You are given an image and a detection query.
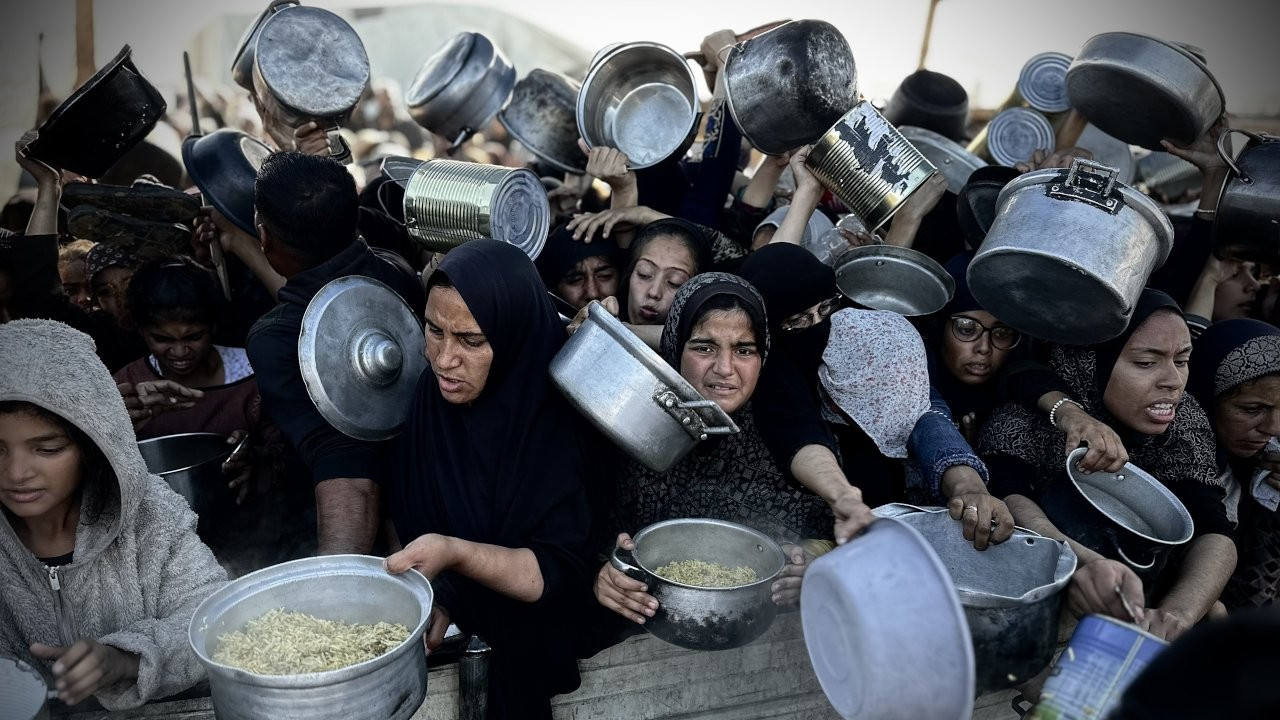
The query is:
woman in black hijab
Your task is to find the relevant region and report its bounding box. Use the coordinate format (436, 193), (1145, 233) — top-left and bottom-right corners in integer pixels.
(385, 240), (596, 719)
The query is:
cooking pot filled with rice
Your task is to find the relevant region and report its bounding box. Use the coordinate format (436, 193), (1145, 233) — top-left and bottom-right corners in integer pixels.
(188, 555), (433, 720)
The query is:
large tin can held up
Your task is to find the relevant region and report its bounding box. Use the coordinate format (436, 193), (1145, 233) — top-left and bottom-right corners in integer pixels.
(805, 100), (938, 231)
(968, 107), (1056, 167)
(1027, 614), (1167, 720)
(402, 159), (550, 260)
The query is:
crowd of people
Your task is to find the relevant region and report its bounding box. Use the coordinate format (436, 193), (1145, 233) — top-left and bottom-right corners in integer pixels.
(1, 15), (1277, 720)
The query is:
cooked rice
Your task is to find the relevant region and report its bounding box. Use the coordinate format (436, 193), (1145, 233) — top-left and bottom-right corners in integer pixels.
(212, 609), (409, 675)
(654, 559), (758, 587)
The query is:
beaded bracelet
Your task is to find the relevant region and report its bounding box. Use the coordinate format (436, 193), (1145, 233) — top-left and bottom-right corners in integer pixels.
(1049, 397), (1083, 429)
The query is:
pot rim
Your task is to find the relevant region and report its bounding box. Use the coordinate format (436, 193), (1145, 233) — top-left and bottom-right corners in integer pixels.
(1064, 447), (1195, 546)
(631, 517), (787, 589)
(137, 431), (233, 476)
(1077, 31), (1225, 111)
(833, 243), (956, 316)
(182, 130), (268, 237)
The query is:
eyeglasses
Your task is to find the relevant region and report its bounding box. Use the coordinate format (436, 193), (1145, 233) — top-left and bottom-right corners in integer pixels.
(781, 296), (842, 332)
(948, 315), (1021, 350)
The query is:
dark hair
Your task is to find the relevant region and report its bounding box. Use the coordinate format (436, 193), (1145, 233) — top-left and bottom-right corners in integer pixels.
(126, 256), (223, 330)
(685, 294), (767, 358)
(621, 220), (711, 310)
(254, 151), (359, 267)
(0, 401), (112, 526)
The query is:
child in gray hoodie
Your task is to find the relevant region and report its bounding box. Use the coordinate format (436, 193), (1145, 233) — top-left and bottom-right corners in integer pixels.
(0, 318), (227, 709)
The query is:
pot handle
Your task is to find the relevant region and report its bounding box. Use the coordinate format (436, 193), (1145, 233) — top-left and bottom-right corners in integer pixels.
(1216, 128), (1270, 184)
(610, 546), (651, 586)
(220, 434), (252, 474)
(325, 127), (353, 165)
(653, 389), (740, 440)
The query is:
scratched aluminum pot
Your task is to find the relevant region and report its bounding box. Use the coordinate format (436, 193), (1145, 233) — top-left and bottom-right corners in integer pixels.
(805, 100), (939, 230)
(0, 654), (49, 720)
(1214, 129), (1280, 265)
(723, 19), (858, 155)
(407, 32), (516, 149)
(229, 0), (299, 92)
(402, 159), (549, 259)
(497, 69), (586, 175)
(610, 518), (786, 650)
(548, 301), (739, 472)
(967, 158), (1173, 344)
(189, 555), (433, 720)
(873, 504), (1077, 694)
(883, 69), (969, 142)
(1076, 123), (1135, 185)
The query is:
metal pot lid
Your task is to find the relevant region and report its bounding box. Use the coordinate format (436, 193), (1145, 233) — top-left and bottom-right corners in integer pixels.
(899, 126), (988, 194)
(299, 276), (425, 441)
(834, 244), (955, 316)
(1017, 52), (1072, 113)
(406, 32), (478, 107)
(985, 107), (1055, 167)
(1076, 123), (1135, 184)
(255, 6), (370, 118)
(1064, 447), (1194, 546)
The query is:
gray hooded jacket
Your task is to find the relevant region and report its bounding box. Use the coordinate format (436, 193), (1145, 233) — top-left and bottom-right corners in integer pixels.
(0, 319), (227, 710)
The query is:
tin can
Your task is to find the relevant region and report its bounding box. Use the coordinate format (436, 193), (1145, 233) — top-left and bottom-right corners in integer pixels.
(968, 107), (1056, 167)
(805, 100), (938, 231)
(403, 159), (550, 259)
(1018, 52), (1074, 114)
(1027, 614), (1167, 719)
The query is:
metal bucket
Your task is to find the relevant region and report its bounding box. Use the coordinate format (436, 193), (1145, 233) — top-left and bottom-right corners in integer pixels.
(137, 432), (236, 520)
(969, 107), (1056, 167)
(805, 100), (939, 230)
(402, 159), (549, 259)
(189, 555), (433, 720)
(0, 655), (49, 720)
(1029, 615), (1167, 720)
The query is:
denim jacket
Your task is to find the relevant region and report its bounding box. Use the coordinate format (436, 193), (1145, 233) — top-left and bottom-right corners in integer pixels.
(906, 386), (990, 504)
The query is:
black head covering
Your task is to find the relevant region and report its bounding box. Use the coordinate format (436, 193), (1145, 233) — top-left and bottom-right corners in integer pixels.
(1092, 289), (1183, 394)
(535, 223), (620, 291)
(658, 271), (769, 370)
(1188, 319), (1280, 412)
(737, 243), (835, 327)
(928, 250), (1007, 420)
(941, 250), (982, 315)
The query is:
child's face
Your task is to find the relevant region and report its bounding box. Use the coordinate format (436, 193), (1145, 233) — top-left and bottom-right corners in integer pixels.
(0, 410), (83, 524)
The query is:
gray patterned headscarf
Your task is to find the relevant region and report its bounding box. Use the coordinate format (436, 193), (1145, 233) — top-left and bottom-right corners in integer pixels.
(658, 272), (770, 369)
(1189, 320), (1280, 404)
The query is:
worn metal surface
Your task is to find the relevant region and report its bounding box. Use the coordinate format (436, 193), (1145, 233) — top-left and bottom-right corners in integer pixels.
(548, 302), (738, 472)
(402, 159), (549, 258)
(1066, 32), (1224, 150)
(724, 20), (858, 155)
(230, 0), (298, 92)
(1, 654), (49, 720)
(577, 43), (698, 169)
(252, 6), (368, 123)
(982, 107), (1055, 167)
(900, 125), (988, 194)
(407, 32), (516, 146)
(136, 433), (235, 520)
(612, 519), (785, 651)
(298, 276), (425, 441)
(833, 243), (954, 316)
(883, 69), (969, 142)
(1076, 123), (1135, 184)
(1214, 130), (1280, 264)
(498, 70), (586, 174)
(188, 556), (433, 720)
(968, 159), (1173, 345)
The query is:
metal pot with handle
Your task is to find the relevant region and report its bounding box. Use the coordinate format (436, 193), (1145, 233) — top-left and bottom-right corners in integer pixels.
(251, 5), (369, 163)
(230, 0), (299, 92)
(1214, 129), (1280, 265)
(137, 432), (245, 521)
(610, 518), (785, 650)
(407, 32), (516, 152)
(968, 157), (1173, 345)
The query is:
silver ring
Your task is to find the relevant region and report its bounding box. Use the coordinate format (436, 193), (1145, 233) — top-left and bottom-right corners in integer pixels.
(964, 504), (979, 514)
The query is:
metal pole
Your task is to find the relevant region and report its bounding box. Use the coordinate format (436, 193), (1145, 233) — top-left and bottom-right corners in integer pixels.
(918, 0), (942, 70)
(75, 0), (95, 86)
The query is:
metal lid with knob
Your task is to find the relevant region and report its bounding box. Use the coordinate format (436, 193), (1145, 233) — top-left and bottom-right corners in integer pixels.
(299, 276), (426, 441)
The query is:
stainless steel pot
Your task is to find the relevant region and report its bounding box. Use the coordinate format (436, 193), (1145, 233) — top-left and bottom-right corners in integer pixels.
(497, 70), (586, 175)
(834, 243), (954, 316)
(1066, 32), (1224, 150)
(251, 6), (369, 163)
(1214, 129), (1280, 265)
(407, 32), (516, 150)
(577, 42), (699, 169)
(1, 654), (49, 720)
(883, 69), (968, 143)
(548, 301), (738, 472)
(723, 19), (858, 155)
(137, 433), (242, 520)
(189, 555), (433, 720)
(968, 158), (1174, 344)
(610, 518), (785, 650)
(873, 505), (1076, 694)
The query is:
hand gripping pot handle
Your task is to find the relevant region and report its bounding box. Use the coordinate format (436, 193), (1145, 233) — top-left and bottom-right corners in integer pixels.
(652, 389), (738, 441)
(325, 127), (353, 164)
(1216, 128), (1274, 184)
(610, 545), (652, 586)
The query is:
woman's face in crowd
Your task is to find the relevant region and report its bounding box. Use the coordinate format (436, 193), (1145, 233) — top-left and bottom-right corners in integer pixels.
(93, 266), (134, 325)
(1213, 261), (1261, 323)
(558, 255), (619, 310)
(627, 236), (696, 325)
(679, 308), (762, 415)
(1215, 374), (1280, 459)
(425, 286), (493, 405)
(941, 310), (1015, 385)
(1103, 311), (1192, 436)
(59, 259), (92, 311)
(0, 410), (82, 524)
(142, 320), (215, 381)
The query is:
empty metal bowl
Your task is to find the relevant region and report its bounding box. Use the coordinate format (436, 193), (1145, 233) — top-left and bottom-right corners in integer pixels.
(834, 244), (955, 316)
(577, 42), (699, 169)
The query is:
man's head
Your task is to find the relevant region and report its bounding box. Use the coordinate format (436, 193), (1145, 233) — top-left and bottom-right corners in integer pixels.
(254, 152), (359, 277)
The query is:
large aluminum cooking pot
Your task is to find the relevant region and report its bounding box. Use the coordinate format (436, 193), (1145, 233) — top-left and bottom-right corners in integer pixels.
(874, 504), (1077, 694)
(189, 555), (433, 720)
(1040, 448), (1193, 584)
(723, 19), (858, 155)
(577, 42), (699, 169)
(137, 432), (243, 520)
(610, 518), (785, 650)
(883, 69), (968, 143)
(548, 301), (738, 472)
(497, 70), (585, 175)
(968, 158), (1174, 345)
(407, 32), (516, 150)
(230, 0), (299, 92)
(1214, 129), (1280, 265)
(1066, 32), (1224, 150)
(1, 654), (49, 720)
(252, 5), (369, 163)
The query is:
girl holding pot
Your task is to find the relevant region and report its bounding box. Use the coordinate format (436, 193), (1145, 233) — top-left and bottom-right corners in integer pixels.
(1187, 319), (1280, 609)
(979, 289), (1237, 641)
